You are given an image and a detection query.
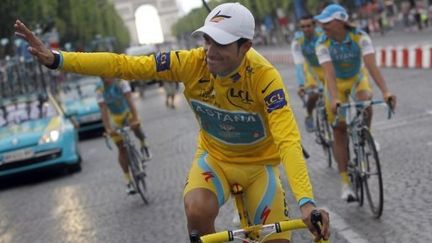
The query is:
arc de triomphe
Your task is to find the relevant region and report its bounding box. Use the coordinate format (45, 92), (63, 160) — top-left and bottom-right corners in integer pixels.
(112, 0), (180, 45)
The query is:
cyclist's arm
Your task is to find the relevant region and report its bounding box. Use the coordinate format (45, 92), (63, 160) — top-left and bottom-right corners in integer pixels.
(258, 69), (314, 205)
(320, 61), (337, 101)
(316, 44), (338, 107)
(123, 90), (139, 123)
(98, 102), (112, 134)
(291, 40), (306, 87)
(52, 49), (203, 85)
(96, 86), (112, 133)
(363, 54), (390, 95)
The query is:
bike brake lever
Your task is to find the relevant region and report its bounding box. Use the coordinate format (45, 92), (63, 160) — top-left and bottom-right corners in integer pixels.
(310, 210), (323, 236)
(189, 230), (202, 243)
(386, 97), (394, 119)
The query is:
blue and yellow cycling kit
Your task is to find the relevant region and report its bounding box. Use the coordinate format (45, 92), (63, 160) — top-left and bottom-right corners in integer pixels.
(56, 48), (314, 238)
(316, 28), (375, 121)
(291, 29), (324, 88)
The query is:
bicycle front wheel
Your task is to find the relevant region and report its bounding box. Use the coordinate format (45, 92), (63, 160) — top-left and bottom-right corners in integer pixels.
(129, 147), (149, 204)
(361, 128), (383, 218)
(315, 107), (333, 167)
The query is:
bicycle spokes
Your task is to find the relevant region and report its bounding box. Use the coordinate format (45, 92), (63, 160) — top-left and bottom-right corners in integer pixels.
(361, 129), (383, 218)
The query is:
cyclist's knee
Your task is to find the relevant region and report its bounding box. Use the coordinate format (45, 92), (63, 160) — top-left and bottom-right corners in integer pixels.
(184, 188), (219, 220)
(356, 90), (372, 101)
(116, 142), (127, 153)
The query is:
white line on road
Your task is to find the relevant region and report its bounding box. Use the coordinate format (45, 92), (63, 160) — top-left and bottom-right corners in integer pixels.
(374, 111), (432, 130)
(322, 206), (370, 243)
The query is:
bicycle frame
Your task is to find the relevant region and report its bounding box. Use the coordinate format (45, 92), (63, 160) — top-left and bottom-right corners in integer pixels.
(337, 100), (386, 167)
(301, 87), (334, 166)
(104, 126), (149, 204)
(334, 99), (392, 217)
(191, 184), (328, 243)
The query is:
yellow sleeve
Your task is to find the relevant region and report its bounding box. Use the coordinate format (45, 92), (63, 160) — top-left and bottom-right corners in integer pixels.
(257, 68), (314, 203)
(60, 48), (206, 84)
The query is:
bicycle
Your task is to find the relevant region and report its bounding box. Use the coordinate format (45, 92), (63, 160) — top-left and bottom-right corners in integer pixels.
(334, 99), (393, 218)
(299, 87), (333, 167)
(189, 184), (328, 243)
(105, 126), (149, 204)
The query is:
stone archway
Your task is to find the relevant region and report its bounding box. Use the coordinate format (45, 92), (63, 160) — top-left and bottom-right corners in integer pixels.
(111, 0), (179, 45)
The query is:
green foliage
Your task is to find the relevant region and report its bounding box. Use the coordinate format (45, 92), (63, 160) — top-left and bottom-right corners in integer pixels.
(172, 0), (298, 38)
(0, 0), (130, 53)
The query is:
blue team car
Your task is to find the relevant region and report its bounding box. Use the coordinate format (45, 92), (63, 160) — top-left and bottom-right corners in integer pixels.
(0, 93), (81, 177)
(58, 75), (104, 134)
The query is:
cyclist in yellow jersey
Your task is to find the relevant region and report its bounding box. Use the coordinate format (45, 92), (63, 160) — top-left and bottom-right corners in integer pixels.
(15, 3), (329, 242)
(314, 4), (397, 201)
(291, 15), (325, 133)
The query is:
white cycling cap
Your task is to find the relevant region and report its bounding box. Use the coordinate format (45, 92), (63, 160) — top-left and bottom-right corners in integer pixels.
(192, 2), (255, 45)
(314, 4), (349, 23)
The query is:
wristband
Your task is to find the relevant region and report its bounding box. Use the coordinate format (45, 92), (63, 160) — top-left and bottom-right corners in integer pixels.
(45, 50), (61, 69)
(298, 197), (316, 207)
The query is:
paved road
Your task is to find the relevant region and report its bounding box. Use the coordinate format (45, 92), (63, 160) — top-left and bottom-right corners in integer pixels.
(0, 65), (431, 243)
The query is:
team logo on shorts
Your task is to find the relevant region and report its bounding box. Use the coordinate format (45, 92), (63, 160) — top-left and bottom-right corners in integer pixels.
(201, 171), (214, 182)
(260, 205), (271, 224)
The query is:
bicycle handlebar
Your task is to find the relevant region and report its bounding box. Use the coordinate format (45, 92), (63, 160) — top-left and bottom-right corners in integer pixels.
(103, 126), (133, 150)
(194, 210), (327, 243)
(297, 87), (323, 108)
(386, 96), (395, 119)
(332, 99), (392, 127)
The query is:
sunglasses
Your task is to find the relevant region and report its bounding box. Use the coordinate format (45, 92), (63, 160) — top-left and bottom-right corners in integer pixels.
(300, 24), (313, 29)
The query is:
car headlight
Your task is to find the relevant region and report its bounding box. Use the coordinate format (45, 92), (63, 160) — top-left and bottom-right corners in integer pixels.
(39, 130), (61, 144)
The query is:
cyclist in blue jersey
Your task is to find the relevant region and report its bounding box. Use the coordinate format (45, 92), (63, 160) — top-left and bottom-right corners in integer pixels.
(291, 15), (324, 133)
(314, 4), (397, 201)
(97, 77), (151, 194)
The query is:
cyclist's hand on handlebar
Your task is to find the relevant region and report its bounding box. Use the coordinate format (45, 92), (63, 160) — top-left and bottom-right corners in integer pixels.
(14, 20), (54, 66)
(129, 119), (141, 128)
(383, 92), (396, 111)
(331, 99), (341, 114)
(301, 204), (330, 241)
(297, 86), (306, 98)
(104, 128), (117, 137)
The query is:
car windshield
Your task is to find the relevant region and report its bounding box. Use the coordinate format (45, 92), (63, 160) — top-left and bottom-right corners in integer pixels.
(0, 96), (58, 128)
(60, 78), (99, 101)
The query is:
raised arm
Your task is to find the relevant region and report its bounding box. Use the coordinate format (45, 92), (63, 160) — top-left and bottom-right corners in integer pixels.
(14, 20), (54, 66)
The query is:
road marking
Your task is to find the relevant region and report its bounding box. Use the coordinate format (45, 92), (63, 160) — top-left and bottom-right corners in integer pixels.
(322, 206), (370, 243)
(374, 111), (432, 130)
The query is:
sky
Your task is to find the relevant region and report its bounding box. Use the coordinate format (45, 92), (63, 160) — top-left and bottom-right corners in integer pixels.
(177, 0), (203, 15)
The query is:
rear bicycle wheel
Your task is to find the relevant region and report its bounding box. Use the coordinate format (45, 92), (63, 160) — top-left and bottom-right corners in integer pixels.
(128, 147), (149, 204)
(360, 128), (383, 218)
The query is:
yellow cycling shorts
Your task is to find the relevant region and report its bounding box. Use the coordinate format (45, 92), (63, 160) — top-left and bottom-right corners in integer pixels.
(304, 63), (325, 89)
(325, 68), (372, 122)
(184, 148), (291, 241)
(110, 111), (133, 143)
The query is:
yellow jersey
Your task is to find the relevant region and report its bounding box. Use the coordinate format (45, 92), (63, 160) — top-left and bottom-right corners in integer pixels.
(59, 47), (314, 202)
